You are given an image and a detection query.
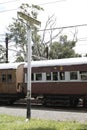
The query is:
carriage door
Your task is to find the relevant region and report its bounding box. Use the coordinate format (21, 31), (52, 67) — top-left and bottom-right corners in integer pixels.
(1, 70), (8, 93)
(1, 70), (13, 93)
(7, 70), (16, 93)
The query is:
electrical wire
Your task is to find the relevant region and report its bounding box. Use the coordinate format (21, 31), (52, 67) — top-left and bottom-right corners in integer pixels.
(0, 0), (66, 13)
(1, 36), (87, 43)
(0, 0), (20, 13)
(39, 24), (87, 31)
(39, 0), (66, 5)
(0, 0), (20, 5)
(0, 1), (87, 42)
(1, 24), (87, 41)
(0, 8), (18, 13)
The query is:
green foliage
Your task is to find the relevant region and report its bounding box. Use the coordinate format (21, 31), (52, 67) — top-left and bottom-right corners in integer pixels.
(7, 3), (43, 62)
(0, 114), (87, 130)
(0, 45), (6, 63)
(8, 18), (27, 62)
(7, 3), (80, 61)
(49, 35), (80, 59)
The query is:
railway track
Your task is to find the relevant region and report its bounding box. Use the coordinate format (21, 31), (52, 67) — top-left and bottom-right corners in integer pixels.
(11, 98), (87, 113)
(0, 97), (86, 113)
(0, 103), (87, 123)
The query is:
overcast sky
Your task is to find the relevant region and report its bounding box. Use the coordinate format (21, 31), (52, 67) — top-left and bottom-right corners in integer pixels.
(0, 0), (87, 57)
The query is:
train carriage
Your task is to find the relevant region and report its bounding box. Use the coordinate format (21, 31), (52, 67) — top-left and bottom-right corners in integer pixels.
(1, 57), (87, 107)
(0, 62), (25, 104)
(24, 57), (87, 107)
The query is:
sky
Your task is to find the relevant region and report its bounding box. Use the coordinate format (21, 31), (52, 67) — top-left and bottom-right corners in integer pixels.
(0, 0), (87, 61)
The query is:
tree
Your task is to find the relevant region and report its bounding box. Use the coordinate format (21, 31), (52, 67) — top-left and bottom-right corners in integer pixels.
(49, 35), (80, 59)
(7, 3), (80, 61)
(7, 3), (43, 62)
(39, 15), (63, 59)
(8, 17), (27, 62)
(0, 45), (6, 62)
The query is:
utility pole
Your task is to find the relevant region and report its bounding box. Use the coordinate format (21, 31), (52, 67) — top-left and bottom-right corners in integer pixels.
(5, 34), (8, 63)
(45, 46), (49, 59)
(17, 12), (41, 121)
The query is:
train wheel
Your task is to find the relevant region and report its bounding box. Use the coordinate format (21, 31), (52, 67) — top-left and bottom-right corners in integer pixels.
(83, 99), (87, 107)
(70, 97), (79, 107)
(8, 99), (15, 105)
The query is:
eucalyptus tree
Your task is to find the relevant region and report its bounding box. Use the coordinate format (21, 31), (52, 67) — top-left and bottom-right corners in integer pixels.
(7, 3), (80, 61)
(49, 35), (80, 59)
(0, 45), (6, 62)
(7, 3), (43, 62)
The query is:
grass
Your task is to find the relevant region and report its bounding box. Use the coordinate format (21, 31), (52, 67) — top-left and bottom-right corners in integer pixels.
(0, 114), (87, 130)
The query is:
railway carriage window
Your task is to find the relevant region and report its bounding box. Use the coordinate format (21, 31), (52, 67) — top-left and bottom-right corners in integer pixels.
(46, 72), (51, 80)
(80, 71), (87, 80)
(31, 73), (34, 81)
(7, 74), (12, 82)
(60, 72), (65, 80)
(70, 71), (78, 80)
(36, 73), (42, 81)
(25, 73), (27, 83)
(53, 72), (58, 80)
(2, 74), (6, 82)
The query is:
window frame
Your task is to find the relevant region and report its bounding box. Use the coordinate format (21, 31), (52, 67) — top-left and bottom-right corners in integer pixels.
(46, 72), (51, 81)
(7, 74), (12, 82)
(80, 71), (87, 80)
(70, 71), (78, 80)
(59, 72), (65, 80)
(2, 74), (6, 82)
(35, 73), (42, 81)
(52, 72), (58, 81)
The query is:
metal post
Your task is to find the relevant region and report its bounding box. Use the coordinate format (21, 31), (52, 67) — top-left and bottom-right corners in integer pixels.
(5, 34), (8, 63)
(17, 12), (41, 121)
(26, 25), (31, 120)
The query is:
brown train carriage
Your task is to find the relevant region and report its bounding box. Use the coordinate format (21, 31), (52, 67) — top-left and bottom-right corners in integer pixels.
(24, 57), (87, 107)
(0, 62), (25, 104)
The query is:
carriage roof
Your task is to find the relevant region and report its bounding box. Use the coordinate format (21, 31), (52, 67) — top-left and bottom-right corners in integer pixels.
(0, 62), (25, 69)
(0, 57), (87, 69)
(24, 57), (87, 68)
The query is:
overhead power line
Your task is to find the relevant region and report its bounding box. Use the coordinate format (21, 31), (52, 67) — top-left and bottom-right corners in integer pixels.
(0, 0), (20, 5)
(39, 0), (66, 5)
(0, 8), (17, 13)
(39, 24), (87, 31)
(0, 0), (65, 5)
(1, 24), (87, 35)
(0, 0), (20, 13)
(0, 0), (66, 14)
